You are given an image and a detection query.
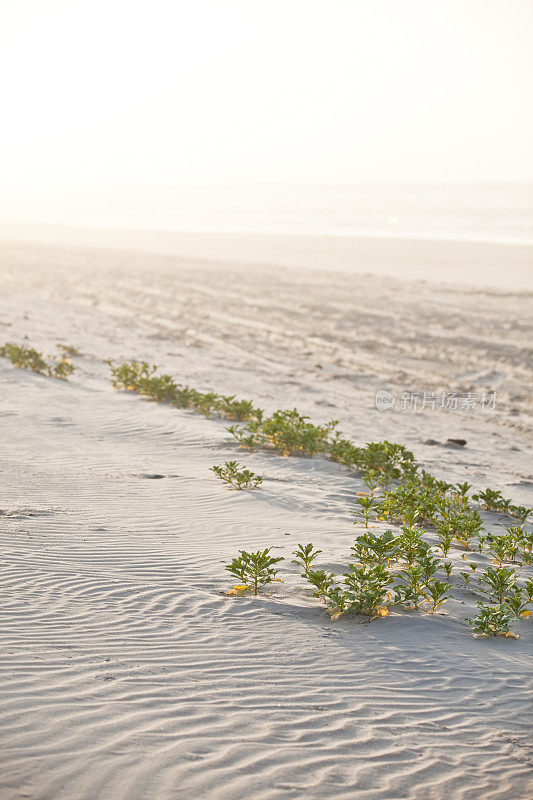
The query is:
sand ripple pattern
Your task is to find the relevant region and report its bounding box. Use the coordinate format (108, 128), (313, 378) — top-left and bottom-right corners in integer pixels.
(1, 242), (532, 799)
(1, 366), (532, 800)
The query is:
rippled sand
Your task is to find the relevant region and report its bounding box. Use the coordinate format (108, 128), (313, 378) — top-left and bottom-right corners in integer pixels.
(0, 237), (532, 800)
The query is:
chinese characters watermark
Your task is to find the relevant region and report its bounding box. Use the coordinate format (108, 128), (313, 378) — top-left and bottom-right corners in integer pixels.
(375, 390), (496, 412)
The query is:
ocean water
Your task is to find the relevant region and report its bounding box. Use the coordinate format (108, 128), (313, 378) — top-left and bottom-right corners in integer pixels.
(129, 182), (533, 244)
(4, 182), (533, 244)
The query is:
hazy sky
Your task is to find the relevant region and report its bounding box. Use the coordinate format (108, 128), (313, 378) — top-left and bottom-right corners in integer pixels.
(0, 0), (532, 196)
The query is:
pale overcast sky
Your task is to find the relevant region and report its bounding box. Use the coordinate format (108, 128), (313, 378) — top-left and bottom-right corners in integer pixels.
(0, 0), (532, 192)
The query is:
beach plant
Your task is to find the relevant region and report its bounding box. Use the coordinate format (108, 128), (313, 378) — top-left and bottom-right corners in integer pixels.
(395, 565), (430, 610)
(227, 421), (263, 450)
(351, 496), (378, 528)
(420, 554), (440, 584)
(108, 359), (156, 390)
(1, 342), (48, 374)
(396, 524), (430, 566)
(377, 482), (435, 526)
(195, 391), (221, 418)
(478, 566), (517, 604)
(142, 373), (181, 403)
(218, 395), (263, 423)
(0, 342), (74, 380)
(455, 481), (472, 502)
(326, 563), (394, 619)
(459, 570), (473, 590)
(510, 505), (532, 524)
(306, 569), (335, 598)
(108, 361), (264, 421)
(57, 343), (81, 357)
(433, 500), (483, 550)
(487, 531), (519, 566)
(350, 530), (398, 567)
(452, 511), (484, 550)
(473, 488), (505, 510)
(469, 489), (531, 523)
(467, 603), (517, 637)
(424, 579), (452, 612)
(323, 586), (347, 613)
(505, 588), (531, 619)
(107, 352), (531, 643)
(224, 548), (283, 595)
(51, 356), (75, 380)
(504, 525), (532, 564)
(292, 543), (322, 575)
(328, 436), (359, 468)
(363, 469), (380, 494)
(210, 461), (262, 490)
(435, 523), (454, 557)
(353, 441), (417, 484)
(174, 385), (202, 408)
(260, 409), (338, 457)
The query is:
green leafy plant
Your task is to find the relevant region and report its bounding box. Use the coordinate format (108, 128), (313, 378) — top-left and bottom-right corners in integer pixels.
(306, 569), (335, 598)
(107, 352), (530, 644)
(218, 395), (263, 423)
(479, 566), (517, 604)
(195, 391), (222, 418)
(467, 603), (517, 638)
(487, 531), (519, 566)
(227, 422), (263, 450)
(57, 343), (81, 357)
(108, 359), (156, 390)
(504, 524), (528, 547)
(363, 469), (380, 494)
(504, 589), (531, 619)
(509, 505), (532, 524)
(523, 578), (533, 603)
(350, 530), (398, 567)
(459, 570), (473, 590)
(292, 543), (322, 575)
(261, 409), (337, 457)
(455, 481), (472, 501)
(224, 548), (283, 595)
(108, 361), (264, 421)
(423, 579), (452, 612)
(354, 441), (417, 483)
(1, 342), (74, 380)
(326, 563), (394, 619)
(472, 488), (506, 511)
(210, 461), (262, 490)
(395, 564), (430, 610)
(396, 524), (430, 566)
(435, 522), (454, 557)
(452, 511), (484, 550)
(351, 496), (378, 528)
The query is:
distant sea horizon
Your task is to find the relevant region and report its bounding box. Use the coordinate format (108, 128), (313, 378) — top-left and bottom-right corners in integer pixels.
(2, 182), (533, 245)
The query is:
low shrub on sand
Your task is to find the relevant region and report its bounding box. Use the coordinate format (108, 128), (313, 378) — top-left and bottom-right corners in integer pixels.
(225, 549), (283, 595)
(210, 461), (262, 490)
(107, 357), (532, 639)
(0, 342), (74, 380)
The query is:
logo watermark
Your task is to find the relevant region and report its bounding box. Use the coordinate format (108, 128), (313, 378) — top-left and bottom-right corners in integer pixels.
(375, 390), (497, 412)
(375, 389), (396, 412)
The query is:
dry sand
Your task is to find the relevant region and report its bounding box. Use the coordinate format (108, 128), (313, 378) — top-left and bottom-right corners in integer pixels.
(0, 234), (532, 800)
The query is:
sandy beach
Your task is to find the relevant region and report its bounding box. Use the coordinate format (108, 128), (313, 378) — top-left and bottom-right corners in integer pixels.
(1, 233), (532, 800)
